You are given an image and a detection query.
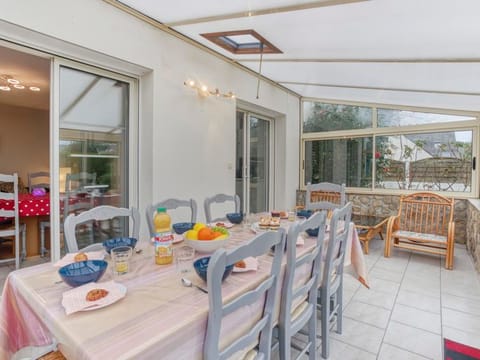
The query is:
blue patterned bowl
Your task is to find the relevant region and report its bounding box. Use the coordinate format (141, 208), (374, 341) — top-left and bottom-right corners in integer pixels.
(193, 256), (234, 283)
(297, 209), (313, 219)
(103, 237), (137, 254)
(59, 260), (108, 287)
(172, 222), (195, 234)
(305, 227), (319, 237)
(226, 213), (243, 224)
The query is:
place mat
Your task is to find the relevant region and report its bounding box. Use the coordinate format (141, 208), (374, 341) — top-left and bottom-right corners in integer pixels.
(62, 280), (127, 315)
(444, 338), (480, 359)
(54, 250), (105, 267)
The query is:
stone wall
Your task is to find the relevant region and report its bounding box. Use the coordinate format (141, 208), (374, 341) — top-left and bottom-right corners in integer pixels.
(466, 201), (480, 272)
(296, 190), (467, 244)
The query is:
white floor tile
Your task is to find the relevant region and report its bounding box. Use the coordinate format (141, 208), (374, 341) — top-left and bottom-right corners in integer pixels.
(443, 326), (480, 351)
(354, 287), (397, 310)
(364, 277), (400, 295)
(396, 289), (440, 314)
(343, 300), (391, 329)
(442, 307), (480, 334)
(390, 303), (441, 334)
(326, 338), (376, 360)
(378, 343), (431, 360)
(442, 292), (480, 316)
(329, 317), (384, 354)
(368, 266), (404, 283)
(383, 321), (442, 360)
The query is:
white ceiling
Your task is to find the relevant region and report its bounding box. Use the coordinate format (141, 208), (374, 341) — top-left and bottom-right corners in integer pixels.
(117, 0), (480, 104)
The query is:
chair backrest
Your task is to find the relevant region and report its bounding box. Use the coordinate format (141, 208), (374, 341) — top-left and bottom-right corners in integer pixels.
(205, 229), (286, 360)
(397, 192), (454, 236)
(280, 211), (327, 333)
(28, 171), (50, 191)
(321, 202), (352, 294)
(305, 182), (346, 211)
(0, 173), (20, 269)
(145, 198), (198, 237)
(204, 193), (241, 223)
(63, 205), (140, 252)
(65, 172), (97, 194)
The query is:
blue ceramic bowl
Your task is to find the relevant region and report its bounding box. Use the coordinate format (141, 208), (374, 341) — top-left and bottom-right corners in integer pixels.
(305, 227), (319, 237)
(193, 256), (234, 283)
(226, 212), (243, 224)
(297, 209), (313, 219)
(59, 260), (108, 287)
(103, 237), (138, 254)
(172, 222), (195, 235)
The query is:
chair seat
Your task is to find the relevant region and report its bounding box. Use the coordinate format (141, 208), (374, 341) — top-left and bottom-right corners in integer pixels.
(394, 230), (447, 243)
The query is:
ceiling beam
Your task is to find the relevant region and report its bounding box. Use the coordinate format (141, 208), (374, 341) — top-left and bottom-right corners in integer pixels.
(239, 58), (480, 63)
(166, 0), (369, 27)
(280, 81), (480, 96)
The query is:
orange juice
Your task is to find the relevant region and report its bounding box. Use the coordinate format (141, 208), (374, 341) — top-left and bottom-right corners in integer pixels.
(154, 207), (173, 265)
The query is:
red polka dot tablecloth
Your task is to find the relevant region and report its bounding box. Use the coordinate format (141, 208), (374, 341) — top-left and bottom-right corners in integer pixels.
(0, 194), (50, 217)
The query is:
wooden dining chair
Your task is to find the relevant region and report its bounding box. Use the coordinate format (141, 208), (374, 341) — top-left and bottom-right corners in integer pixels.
(204, 229), (286, 360)
(204, 193), (240, 223)
(305, 182), (346, 213)
(0, 173), (24, 269)
(63, 205), (140, 252)
(278, 211), (327, 360)
(28, 171), (50, 191)
(317, 202), (352, 359)
(145, 198), (197, 237)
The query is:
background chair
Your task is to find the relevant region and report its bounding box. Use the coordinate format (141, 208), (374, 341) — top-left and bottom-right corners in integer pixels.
(39, 172), (97, 256)
(0, 173), (24, 269)
(317, 202), (352, 359)
(305, 182), (346, 213)
(204, 229), (285, 360)
(145, 198), (197, 238)
(204, 193), (240, 223)
(28, 171), (50, 192)
(63, 205), (140, 252)
(278, 211), (327, 360)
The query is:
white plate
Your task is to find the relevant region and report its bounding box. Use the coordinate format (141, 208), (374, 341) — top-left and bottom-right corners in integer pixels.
(81, 284), (127, 312)
(173, 234), (184, 244)
(210, 222), (234, 229)
(251, 222), (281, 233)
(233, 257), (258, 272)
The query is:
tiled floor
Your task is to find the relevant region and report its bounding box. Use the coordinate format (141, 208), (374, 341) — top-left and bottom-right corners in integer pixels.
(2, 239), (480, 359)
(279, 238), (480, 359)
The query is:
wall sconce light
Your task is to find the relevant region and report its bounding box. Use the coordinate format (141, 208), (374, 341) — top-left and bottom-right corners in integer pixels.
(184, 79), (235, 99)
(0, 74), (41, 92)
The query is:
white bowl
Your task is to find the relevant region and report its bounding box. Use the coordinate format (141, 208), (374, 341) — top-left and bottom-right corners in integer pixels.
(184, 236), (229, 253)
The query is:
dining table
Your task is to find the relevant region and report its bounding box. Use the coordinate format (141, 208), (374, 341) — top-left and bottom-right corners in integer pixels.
(0, 215), (368, 359)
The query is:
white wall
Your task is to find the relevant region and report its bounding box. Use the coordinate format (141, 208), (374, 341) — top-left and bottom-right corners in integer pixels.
(0, 0), (300, 236)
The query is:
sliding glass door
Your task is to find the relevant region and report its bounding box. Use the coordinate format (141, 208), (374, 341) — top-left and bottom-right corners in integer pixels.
(235, 110), (273, 214)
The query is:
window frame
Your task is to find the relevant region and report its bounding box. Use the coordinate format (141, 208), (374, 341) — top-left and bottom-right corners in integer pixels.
(300, 98), (480, 198)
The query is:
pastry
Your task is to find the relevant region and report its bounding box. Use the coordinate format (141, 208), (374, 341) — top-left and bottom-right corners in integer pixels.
(74, 252), (88, 262)
(259, 217), (270, 228)
(269, 217), (281, 228)
(85, 288), (109, 302)
(235, 260), (246, 268)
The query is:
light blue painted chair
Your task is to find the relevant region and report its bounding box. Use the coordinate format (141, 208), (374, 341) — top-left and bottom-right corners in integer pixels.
(204, 193), (240, 223)
(145, 198), (198, 238)
(278, 211), (327, 360)
(317, 202), (352, 359)
(204, 229), (286, 360)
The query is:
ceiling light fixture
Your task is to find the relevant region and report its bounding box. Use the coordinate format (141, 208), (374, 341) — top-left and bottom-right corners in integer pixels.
(184, 79), (235, 99)
(0, 74), (41, 92)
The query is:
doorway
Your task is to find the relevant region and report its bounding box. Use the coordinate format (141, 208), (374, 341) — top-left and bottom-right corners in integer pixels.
(235, 110), (273, 214)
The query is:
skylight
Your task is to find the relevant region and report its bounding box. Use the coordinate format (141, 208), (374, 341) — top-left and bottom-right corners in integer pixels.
(201, 30), (282, 55)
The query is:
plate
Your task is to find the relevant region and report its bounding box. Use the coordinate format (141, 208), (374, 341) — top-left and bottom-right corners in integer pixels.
(173, 233), (184, 244)
(251, 222), (280, 233)
(210, 221), (234, 229)
(233, 257), (258, 272)
(62, 281), (127, 315)
(81, 284), (127, 312)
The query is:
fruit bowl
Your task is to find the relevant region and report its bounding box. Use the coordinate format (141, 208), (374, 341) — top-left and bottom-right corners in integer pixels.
(172, 222), (195, 234)
(184, 236), (230, 253)
(226, 212), (243, 224)
(58, 260), (108, 287)
(193, 256), (233, 283)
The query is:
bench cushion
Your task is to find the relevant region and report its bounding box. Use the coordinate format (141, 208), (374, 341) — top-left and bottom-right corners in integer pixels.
(394, 230), (447, 243)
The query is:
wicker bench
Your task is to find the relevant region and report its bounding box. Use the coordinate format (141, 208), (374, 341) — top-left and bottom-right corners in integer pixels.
(384, 192), (455, 269)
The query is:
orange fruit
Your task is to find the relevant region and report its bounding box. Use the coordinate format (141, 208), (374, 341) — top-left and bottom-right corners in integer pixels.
(197, 227), (214, 240)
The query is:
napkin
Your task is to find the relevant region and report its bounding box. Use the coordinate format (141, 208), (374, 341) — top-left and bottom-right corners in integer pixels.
(54, 250), (105, 267)
(233, 257), (258, 272)
(62, 280), (126, 315)
(296, 234), (305, 246)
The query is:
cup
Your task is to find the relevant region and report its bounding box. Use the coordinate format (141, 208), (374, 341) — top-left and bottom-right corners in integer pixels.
(288, 210), (296, 222)
(175, 245), (195, 274)
(111, 246), (133, 275)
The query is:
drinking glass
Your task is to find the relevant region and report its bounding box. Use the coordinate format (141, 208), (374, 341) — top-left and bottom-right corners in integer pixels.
(111, 246), (133, 275)
(175, 246), (195, 274)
